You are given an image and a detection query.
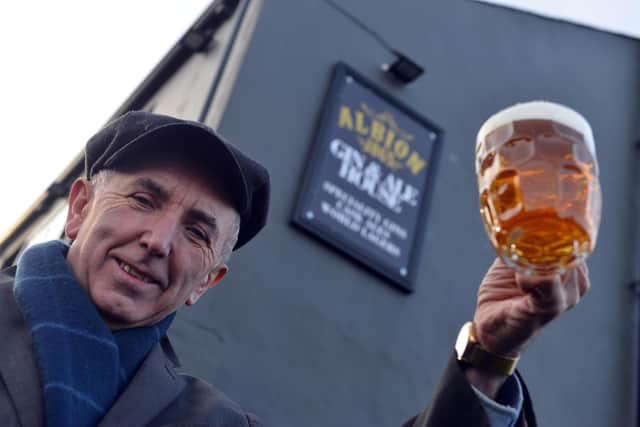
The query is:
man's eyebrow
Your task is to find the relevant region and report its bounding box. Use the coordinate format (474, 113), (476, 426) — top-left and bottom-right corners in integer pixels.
(133, 176), (219, 241)
(134, 178), (170, 203)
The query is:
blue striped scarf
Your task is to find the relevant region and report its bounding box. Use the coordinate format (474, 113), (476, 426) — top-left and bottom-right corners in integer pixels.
(14, 240), (174, 427)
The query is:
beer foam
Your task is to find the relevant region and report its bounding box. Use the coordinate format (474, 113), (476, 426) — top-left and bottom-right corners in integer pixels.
(476, 101), (596, 159)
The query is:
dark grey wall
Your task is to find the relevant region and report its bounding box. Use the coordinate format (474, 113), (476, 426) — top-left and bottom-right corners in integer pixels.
(170, 1), (640, 426)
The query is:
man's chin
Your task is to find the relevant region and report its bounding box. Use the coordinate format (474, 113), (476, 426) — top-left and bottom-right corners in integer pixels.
(96, 304), (143, 330)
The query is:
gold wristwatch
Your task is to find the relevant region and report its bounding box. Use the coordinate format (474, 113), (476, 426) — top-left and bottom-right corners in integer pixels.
(455, 322), (519, 376)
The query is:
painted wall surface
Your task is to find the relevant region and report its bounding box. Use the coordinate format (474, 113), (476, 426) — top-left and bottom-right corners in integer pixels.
(170, 1), (640, 426)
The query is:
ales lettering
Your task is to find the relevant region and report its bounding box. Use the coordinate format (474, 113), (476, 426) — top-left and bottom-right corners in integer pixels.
(330, 139), (419, 213)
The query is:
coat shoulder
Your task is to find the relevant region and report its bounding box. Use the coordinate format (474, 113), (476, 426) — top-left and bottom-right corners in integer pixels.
(0, 266), (16, 286)
(148, 373), (260, 427)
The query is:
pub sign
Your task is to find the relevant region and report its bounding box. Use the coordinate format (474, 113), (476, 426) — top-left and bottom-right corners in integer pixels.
(293, 63), (443, 292)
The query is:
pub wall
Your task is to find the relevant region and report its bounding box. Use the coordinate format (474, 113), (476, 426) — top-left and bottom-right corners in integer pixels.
(170, 1), (640, 426)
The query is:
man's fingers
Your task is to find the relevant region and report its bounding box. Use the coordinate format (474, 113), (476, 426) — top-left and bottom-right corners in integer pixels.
(563, 262), (590, 309)
(516, 272), (561, 296)
(474, 259), (591, 358)
(561, 269), (582, 309)
(574, 262), (591, 298)
(482, 258), (513, 283)
(515, 262), (590, 319)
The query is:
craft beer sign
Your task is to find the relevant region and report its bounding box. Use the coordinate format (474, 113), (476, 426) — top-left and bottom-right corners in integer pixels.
(293, 63), (442, 291)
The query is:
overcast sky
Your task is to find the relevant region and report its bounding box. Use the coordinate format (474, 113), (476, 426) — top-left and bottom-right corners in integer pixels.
(0, 1), (211, 240)
(474, 0), (640, 39)
(0, 1), (638, 242)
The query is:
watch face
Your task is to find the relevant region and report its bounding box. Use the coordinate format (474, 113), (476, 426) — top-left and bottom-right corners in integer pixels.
(455, 322), (473, 358)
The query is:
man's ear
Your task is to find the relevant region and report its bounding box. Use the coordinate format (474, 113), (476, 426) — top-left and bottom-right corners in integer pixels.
(186, 264), (229, 306)
(65, 178), (92, 240)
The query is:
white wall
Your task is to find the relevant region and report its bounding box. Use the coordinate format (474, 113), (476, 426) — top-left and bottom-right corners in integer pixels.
(0, 1), (211, 238)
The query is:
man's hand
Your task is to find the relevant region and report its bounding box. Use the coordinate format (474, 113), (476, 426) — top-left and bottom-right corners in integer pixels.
(465, 257), (590, 397)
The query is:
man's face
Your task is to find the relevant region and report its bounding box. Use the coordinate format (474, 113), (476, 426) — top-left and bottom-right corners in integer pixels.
(65, 161), (238, 330)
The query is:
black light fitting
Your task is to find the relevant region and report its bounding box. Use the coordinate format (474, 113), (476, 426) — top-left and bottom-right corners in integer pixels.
(323, 0), (425, 86)
(382, 52), (425, 85)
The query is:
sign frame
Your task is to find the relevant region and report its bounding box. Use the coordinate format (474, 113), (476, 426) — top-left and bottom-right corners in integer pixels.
(292, 62), (443, 292)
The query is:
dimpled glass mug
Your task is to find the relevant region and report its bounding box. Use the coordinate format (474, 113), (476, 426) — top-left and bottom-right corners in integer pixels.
(475, 101), (601, 276)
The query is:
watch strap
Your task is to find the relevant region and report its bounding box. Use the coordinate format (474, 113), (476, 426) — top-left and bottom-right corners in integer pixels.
(456, 322), (519, 376)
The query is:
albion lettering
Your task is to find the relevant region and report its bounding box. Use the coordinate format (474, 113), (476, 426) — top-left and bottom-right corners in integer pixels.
(338, 104), (426, 176)
(330, 139), (419, 213)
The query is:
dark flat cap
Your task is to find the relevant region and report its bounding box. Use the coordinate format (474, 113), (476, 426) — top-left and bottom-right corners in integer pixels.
(85, 111), (269, 250)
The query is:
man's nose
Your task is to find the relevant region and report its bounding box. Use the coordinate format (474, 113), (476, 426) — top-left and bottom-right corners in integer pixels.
(139, 213), (179, 257)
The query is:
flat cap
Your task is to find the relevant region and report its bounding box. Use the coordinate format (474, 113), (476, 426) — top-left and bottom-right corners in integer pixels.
(84, 111), (269, 250)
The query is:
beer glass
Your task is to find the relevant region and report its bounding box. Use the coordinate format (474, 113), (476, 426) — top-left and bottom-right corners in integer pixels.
(475, 101), (601, 275)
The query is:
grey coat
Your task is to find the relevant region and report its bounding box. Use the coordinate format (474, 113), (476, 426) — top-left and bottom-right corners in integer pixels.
(1, 265), (535, 427)
(0, 267), (259, 427)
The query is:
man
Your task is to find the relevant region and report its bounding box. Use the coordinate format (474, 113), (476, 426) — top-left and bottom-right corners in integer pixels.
(0, 111), (588, 426)
(1, 112), (268, 427)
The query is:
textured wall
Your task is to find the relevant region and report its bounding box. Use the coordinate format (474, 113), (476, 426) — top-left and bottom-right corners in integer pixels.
(170, 1), (640, 426)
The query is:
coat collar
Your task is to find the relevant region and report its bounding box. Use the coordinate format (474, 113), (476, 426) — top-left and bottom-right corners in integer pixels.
(0, 267), (44, 427)
(98, 337), (186, 427)
(0, 267), (186, 427)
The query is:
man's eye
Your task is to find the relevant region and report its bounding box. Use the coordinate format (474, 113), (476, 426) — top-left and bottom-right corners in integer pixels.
(186, 226), (210, 244)
(132, 194), (154, 209)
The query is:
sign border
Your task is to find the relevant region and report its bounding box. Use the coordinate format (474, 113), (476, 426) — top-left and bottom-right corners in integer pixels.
(291, 62), (444, 292)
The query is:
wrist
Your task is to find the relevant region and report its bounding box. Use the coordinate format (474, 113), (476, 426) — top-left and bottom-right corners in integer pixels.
(463, 364), (508, 399)
(455, 322), (519, 376)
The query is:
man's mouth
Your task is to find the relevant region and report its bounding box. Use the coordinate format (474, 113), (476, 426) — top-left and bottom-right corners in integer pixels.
(117, 259), (157, 285)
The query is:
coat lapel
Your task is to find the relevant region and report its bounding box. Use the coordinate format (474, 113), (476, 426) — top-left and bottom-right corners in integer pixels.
(0, 270), (44, 427)
(98, 338), (186, 427)
(0, 268), (186, 427)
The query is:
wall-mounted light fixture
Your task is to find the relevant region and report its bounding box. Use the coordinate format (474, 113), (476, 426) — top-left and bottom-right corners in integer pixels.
(324, 0), (425, 86)
(382, 52), (425, 85)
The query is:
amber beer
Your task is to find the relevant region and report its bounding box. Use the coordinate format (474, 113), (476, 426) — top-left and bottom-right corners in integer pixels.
(476, 101), (601, 275)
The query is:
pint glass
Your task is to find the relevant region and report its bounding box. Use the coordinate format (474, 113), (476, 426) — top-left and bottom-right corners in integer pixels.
(476, 101), (601, 275)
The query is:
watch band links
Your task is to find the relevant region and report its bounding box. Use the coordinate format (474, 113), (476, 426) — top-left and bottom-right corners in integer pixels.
(455, 321), (519, 376)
